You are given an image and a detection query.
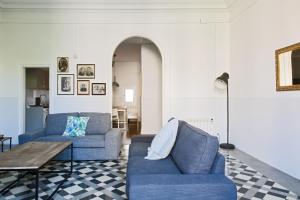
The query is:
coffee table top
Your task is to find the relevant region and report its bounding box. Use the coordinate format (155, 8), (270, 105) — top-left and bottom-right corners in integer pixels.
(0, 141), (72, 170)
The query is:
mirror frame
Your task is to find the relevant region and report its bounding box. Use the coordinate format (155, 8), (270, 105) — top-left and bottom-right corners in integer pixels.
(276, 42), (300, 91)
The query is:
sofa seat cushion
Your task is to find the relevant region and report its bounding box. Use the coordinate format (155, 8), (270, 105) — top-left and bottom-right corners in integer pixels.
(127, 156), (181, 175)
(171, 121), (219, 174)
(35, 135), (105, 148)
(79, 112), (111, 135)
(46, 113), (79, 135)
(129, 142), (151, 157)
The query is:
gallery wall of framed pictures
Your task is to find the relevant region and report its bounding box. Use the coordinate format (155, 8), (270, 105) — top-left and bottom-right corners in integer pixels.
(56, 57), (106, 96)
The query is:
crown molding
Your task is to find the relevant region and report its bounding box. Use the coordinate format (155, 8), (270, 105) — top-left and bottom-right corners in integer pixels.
(0, 0), (257, 15)
(224, 0), (236, 8)
(0, 0), (230, 10)
(228, 0), (258, 21)
(0, 8), (229, 24)
(0, 0), (259, 24)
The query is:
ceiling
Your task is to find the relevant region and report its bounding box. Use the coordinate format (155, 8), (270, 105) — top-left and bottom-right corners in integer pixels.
(0, 0), (237, 10)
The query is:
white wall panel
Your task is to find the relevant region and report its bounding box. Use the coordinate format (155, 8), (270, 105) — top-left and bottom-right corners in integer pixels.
(230, 0), (300, 179)
(0, 10), (229, 148)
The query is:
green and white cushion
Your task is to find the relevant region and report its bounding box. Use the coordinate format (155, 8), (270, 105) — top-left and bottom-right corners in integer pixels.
(63, 116), (89, 137)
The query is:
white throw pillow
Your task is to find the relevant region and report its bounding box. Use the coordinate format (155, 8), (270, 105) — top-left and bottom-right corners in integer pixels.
(145, 118), (179, 160)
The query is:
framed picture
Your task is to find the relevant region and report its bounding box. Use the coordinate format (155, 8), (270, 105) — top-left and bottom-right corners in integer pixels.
(57, 57), (69, 73)
(77, 64), (95, 79)
(57, 74), (74, 95)
(77, 80), (90, 95)
(92, 83), (106, 95)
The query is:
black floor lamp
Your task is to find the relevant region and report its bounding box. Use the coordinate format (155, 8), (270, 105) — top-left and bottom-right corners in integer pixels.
(215, 72), (235, 150)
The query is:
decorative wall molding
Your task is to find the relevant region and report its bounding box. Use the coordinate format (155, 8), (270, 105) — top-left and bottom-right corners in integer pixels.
(228, 0), (258, 21)
(0, 0), (259, 24)
(0, 9), (229, 24)
(0, 0), (231, 10)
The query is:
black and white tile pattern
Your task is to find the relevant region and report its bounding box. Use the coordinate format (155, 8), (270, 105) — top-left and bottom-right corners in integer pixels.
(224, 153), (300, 200)
(0, 149), (299, 200)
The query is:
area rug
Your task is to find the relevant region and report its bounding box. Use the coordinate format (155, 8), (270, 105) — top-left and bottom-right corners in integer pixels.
(0, 151), (299, 200)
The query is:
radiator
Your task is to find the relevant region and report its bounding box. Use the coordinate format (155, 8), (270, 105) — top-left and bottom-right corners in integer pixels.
(186, 118), (219, 140)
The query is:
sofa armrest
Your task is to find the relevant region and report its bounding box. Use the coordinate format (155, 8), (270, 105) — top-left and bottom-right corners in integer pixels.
(105, 128), (122, 160)
(131, 134), (155, 143)
(18, 128), (46, 144)
(210, 152), (225, 174)
(128, 174), (237, 200)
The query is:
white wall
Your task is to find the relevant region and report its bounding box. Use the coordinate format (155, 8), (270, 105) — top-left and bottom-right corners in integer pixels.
(0, 10), (230, 144)
(230, 0), (300, 179)
(141, 44), (162, 134)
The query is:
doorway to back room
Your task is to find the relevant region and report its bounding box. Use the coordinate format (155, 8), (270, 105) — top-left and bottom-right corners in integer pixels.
(24, 67), (49, 132)
(112, 37), (162, 143)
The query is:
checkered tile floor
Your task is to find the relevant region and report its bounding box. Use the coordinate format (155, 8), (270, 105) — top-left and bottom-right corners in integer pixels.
(224, 153), (300, 200)
(0, 149), (299, 200)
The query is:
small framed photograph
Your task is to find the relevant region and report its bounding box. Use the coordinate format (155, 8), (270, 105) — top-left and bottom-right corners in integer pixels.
(77, 64), (95, 79)
(57, 74), (74, 95)
(57, 57), (69, 73)
(92, 83), (106, 95)
(77, 80), (90, 95)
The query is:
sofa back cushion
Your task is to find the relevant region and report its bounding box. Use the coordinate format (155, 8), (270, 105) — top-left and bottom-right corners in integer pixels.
(46, 113), (79, 135)
(171, 121), (219, 174)
(79, 112), (111, 135)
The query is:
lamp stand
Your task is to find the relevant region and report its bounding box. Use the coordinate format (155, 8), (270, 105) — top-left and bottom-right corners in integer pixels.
(220, 82), (235, 150)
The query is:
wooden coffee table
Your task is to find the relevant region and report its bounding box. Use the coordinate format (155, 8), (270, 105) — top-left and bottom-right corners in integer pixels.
(0, 141), (73, 200)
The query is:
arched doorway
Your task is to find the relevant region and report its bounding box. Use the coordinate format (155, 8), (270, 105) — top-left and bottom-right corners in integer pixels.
(111, 36), (162, 143)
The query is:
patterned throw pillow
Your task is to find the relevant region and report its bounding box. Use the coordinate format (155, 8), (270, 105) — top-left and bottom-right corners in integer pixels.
(63, 116), (90, 137)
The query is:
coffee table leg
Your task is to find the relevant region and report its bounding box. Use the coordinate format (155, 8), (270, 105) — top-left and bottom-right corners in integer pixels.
(0, 172), (28, 195)
(35, 170), (39, 200)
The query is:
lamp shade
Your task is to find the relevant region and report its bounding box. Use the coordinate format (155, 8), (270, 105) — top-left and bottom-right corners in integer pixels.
(215, 72), (229, 89)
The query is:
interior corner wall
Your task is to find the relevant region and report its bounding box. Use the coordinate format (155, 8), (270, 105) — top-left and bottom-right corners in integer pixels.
(230, 0), (300, 179)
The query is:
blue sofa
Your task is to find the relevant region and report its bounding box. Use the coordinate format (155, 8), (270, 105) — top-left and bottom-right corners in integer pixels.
(19, 112), (122, 160)
(127, 121), (237, 200)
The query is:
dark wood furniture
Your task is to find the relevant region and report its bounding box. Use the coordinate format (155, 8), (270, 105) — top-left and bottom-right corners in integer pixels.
(0, 137), (12, 152)
(128, 118), (140, 137)
(26, 68), (49, 90)
(0, 141), (73, 200)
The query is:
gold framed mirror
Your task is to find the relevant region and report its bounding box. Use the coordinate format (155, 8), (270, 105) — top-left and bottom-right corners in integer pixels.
(276, 42), (300, 91)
